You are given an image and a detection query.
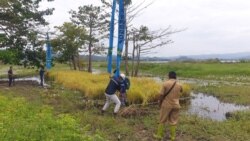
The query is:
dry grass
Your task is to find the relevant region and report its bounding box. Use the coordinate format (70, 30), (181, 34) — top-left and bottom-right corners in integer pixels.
(49, 70), (191, 105)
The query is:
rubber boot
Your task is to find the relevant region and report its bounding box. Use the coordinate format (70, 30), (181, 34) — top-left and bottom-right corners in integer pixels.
(170, 125), (176, 141)
(153, 123), (164, 140)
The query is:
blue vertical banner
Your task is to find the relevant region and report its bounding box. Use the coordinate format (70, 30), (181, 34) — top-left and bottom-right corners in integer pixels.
(46, 32), (52, 70)
(107, 0), (116, 74)
(116, 0), (126, 77)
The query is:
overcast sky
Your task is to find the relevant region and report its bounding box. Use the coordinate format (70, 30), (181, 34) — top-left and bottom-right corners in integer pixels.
(40, 0), (250, 57)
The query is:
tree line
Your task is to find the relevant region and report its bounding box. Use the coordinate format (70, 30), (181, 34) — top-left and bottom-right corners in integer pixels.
(0, 0), (181, 76)
(0, 0), (54, 67)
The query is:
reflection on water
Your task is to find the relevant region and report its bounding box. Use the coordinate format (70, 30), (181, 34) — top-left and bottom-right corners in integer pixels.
(0, 76), (49, 87)
(185, 93), (250, 121)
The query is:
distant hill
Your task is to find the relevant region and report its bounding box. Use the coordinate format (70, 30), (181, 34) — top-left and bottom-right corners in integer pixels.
(78, 52), (250, 62)
(176, 52), (250, 60)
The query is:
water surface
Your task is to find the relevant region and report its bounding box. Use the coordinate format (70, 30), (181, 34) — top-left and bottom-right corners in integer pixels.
(186, 93), (250, 121)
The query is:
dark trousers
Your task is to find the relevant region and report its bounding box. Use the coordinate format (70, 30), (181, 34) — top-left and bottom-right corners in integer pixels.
(40, 76), (44, 86)
(119, 93), (127, 106)
(8, 78), (12, 87)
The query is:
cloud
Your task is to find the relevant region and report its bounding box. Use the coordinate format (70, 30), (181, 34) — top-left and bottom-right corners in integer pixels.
(40, 0), (250, 57)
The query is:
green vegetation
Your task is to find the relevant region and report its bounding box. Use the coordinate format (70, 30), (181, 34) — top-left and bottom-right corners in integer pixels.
(0, 64), (38, 79)
(1, 61), (250, 141)
(97, 61), (250, 81)
(138, 61), (250, 81)
(0, 84), (249, 141)
(179, 111), (250, 141)
(0, 89), (105, 141)
(192, 83), (250, 105)
(0, 0), (53, 67)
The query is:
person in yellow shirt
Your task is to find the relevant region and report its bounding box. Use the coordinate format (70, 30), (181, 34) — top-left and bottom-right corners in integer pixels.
(154, 71), (182, 141)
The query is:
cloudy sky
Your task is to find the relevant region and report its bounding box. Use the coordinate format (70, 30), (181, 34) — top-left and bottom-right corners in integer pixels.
(40, 0), (250, 57)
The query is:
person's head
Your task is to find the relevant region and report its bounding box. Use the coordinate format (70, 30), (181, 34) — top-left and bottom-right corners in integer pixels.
(168, 71), (176, 79)
(120, 73), (126, 80)
(10, 66), (12, 70)
(41, 65), (44, 69)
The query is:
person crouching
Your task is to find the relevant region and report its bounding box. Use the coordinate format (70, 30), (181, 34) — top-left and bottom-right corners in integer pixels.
(101, 74), (125, 116)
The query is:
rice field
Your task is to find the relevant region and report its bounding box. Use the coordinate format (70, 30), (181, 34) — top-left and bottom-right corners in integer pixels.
(48, 70), (191, 105)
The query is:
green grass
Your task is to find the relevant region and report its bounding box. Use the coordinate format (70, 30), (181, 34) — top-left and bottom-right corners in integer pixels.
(179, 111), (250, 141)
(191, 83), (250, 105)
(137, 61), (250, 81)
(0, 84), (249, 141)
(97, 61), (250, 81)
(0, 64), (38, 78)
(1, 61), (250, 140)
(0, 91), (106, 141)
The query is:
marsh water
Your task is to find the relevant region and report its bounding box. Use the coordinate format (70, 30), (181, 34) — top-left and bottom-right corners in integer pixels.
(1, 76), (249, 121)
(151, 76), (250, 121)
(0, 76), (49, 86)
(184, 93), (250, 121)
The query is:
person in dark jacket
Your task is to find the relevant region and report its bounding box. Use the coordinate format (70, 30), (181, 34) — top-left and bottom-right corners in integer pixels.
(119, 73), (127, 106)
(101, 74), (125, 115)
(112, 70), (129, 106)
(8, 66), (13, 87)
(39, 66), (45, 86)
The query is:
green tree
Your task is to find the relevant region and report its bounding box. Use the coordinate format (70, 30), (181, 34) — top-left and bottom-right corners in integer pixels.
(70, 4), (109, 72)
(101, 0), (153, 75)
(0, 49), (18, 64)
(0, 0), (54, 64)
(53, 22), (87, 70)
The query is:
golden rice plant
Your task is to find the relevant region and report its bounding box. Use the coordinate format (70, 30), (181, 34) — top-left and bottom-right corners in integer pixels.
(49, 71), (108, 99)
(181, 83), (192, 97)
(49, 71), (191, 105)
(127, 77), (161, 105)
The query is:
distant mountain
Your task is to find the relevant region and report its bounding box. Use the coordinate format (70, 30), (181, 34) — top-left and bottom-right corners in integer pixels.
(179, 52), (250, 60)
(78, 52), (250, 62)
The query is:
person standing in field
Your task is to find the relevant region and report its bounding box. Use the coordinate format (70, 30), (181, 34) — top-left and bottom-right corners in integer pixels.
(101, 74), (125, 116)
(39, 65), (45, 86)
(154, 71), (182, 141)
(7, 66), (13, 87)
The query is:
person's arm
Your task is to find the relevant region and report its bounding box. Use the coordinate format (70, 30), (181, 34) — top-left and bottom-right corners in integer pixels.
(8, 70), (12, 76)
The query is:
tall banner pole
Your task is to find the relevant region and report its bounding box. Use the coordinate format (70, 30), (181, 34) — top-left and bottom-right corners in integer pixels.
(116, 0), (125, 77)
(107, 0), (116, 74)
(46, 32), (52, 70)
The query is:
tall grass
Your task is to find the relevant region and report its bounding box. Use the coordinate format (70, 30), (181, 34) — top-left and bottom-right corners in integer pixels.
(49, 70), (191, 105)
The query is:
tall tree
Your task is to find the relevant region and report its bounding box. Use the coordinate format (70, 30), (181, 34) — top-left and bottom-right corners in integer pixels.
(130, 25), (182, 76)
(101, 0), (154, 75)
(0, 0), (54, 64)
(70, 5), (109, 72)
(53, 22), (87, 70)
